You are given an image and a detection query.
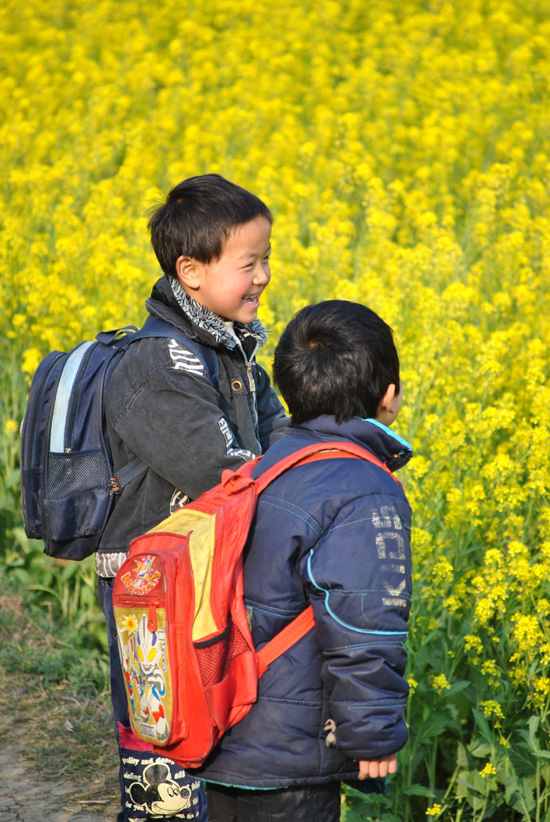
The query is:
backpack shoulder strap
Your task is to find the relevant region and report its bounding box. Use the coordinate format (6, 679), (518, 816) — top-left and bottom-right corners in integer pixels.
(103, 317), (221, 492)
(256, 605), (315, 673)
(253, 440), (400, 495)
(251, 440), (401, 674)
(129, 315), (219, 387)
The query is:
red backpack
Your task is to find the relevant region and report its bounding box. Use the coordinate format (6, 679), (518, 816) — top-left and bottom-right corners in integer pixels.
(113, 441), (399, 768)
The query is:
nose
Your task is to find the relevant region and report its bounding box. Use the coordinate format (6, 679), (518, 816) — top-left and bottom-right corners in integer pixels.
(253, 260), (271, 286)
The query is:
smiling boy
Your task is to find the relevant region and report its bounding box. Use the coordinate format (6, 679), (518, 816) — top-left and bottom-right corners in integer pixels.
(175, 212), (272, 324)
(96, 174), (288, 822)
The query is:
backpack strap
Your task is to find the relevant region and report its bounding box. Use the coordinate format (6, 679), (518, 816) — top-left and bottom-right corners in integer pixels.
(130, 315), (219, 386)
(257, 605), (316, 672)
(252, 441), (401, 673)
(252, 440), (400, 495)
(105, 317), (220, 493)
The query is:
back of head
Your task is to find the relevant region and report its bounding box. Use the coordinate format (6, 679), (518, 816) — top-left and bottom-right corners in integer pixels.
(273, 300), (400, 425)
(148, 174), (273, 278)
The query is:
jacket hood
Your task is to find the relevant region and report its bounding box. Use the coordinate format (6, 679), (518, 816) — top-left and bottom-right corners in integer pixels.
(282, 415), (413, 472)
(146, 275), (268, 352)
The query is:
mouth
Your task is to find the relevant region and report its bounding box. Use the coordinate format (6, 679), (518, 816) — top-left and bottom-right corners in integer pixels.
(243, 294), (260, 307)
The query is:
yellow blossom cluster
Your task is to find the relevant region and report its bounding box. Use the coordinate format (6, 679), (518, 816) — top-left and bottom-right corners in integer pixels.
(3, 0), (550, 784)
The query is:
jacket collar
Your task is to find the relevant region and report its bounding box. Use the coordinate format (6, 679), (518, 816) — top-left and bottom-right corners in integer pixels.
(145, 275), (268, 354)
(287, 415), (413, 472)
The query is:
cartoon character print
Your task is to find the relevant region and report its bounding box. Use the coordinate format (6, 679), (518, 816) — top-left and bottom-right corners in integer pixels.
(136, 614), (169, 738)
(118, 613), (170, 742)
(129, 763), (191, 818)
(121, 555), (162, 596)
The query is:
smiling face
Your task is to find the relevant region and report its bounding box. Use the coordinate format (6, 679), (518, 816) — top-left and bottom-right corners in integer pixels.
(175, 215), (272, 323)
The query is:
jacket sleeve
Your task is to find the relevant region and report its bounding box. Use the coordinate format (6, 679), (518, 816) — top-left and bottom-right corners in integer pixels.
(300, 490), (412, 761)
(107, 338), (258, 500)
(253, 362), (289, 450)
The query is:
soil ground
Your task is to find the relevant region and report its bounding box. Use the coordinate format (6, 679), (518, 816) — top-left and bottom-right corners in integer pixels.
(0, 741), (118, 822)
(0, 595), (119, 821)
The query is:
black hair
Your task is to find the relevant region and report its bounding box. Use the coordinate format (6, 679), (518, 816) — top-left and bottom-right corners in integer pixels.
(273, 300), (400, 425)
(147, 173), (273, 278)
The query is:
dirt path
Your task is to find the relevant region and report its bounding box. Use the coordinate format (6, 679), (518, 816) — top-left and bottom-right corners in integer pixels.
(0, 595), (120, 820)
(0, 741), (118, 822)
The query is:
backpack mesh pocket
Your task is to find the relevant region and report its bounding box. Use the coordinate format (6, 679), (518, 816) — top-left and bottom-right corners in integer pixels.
(47, 452), (110, 499)
(194, 618), (251, 688)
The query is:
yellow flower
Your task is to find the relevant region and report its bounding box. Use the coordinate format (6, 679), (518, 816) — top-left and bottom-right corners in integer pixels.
(480, 700), (504, 724)
(481, 661), (501, 686)
(4, 419), (18, 436)
(480, 763), (497, 778)
(432, 674), (451, 694)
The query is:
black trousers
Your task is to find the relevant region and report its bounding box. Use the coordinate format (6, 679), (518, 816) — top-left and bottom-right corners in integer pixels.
(206, 782), (341, 822)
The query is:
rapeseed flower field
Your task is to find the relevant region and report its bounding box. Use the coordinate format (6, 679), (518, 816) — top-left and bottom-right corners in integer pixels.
(2, 0), (550, 818)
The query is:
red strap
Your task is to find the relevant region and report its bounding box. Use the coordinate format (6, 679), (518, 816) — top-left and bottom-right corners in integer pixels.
(253, 441), (400, 494)
(257, 605), (315, 672)
(235, 455), (262, 478)
(248, 442), (401, 673)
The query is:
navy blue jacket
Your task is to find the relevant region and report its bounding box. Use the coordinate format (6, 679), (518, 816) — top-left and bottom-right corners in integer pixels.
(195, 415), (413, 789)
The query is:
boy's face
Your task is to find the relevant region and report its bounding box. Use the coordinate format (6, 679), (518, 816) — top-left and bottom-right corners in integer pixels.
(176, 216), (272, 324)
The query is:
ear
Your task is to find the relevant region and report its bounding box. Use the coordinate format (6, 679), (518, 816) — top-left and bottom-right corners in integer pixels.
(378, 383), (398, 414)
(375, 383), (400, 426)
(175, 255), (202, 292)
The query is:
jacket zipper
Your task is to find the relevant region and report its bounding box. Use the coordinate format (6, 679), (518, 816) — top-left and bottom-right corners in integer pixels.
(242, 344), (260, 451)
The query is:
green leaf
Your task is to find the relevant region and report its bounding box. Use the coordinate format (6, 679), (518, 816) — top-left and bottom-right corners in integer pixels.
(511, 778), (535, 814)
(444, 680), (471, 697)
(470, 741), (492, 758)
(518, 720), (550, 758)
(509, 741), (538, 779)
(402, 785), (434, 798)
(457, 742), (469, 769)
(416, 711), (449, 744)
(456, 769), (484, 799)
(472, 709), (493, 744)
(528, 715), (540, 744)
(530, 749), (550, 760)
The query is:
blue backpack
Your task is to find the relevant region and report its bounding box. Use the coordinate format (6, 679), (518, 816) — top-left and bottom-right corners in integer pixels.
(20, 316), (218, 561)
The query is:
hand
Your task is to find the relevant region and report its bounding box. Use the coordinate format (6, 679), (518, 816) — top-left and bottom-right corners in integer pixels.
(358, 753), (398, 780)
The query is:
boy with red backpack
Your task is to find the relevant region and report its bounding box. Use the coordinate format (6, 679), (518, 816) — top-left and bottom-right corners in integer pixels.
(194, 300), (413, 822)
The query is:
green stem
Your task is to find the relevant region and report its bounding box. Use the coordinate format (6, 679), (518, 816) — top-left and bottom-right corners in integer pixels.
(535, 756), (542, 822)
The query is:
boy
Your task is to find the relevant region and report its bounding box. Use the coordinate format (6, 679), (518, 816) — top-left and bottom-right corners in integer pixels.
(195, 300), (413, 822)
(97, 174), (288, 822)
